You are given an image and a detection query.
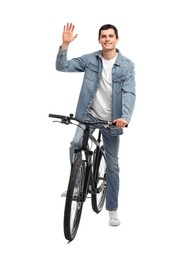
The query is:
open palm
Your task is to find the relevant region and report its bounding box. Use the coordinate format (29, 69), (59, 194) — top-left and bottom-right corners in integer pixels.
(62, 23), (78, 44)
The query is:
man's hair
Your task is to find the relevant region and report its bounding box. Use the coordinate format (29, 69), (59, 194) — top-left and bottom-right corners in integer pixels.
(98, 24), (119, 39)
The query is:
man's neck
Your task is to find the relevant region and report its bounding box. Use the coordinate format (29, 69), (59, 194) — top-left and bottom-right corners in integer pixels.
(102, 49), (117, 60)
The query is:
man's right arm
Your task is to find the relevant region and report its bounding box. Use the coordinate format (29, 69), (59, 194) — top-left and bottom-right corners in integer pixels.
(56, 22), (79, 71)
(56, 45), (87, 72)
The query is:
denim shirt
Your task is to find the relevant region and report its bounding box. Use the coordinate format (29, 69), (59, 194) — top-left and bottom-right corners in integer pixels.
(56, 48), (136, 135)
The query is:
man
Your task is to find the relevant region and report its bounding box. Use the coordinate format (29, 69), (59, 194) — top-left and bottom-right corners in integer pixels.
(56, 22), (136, 226)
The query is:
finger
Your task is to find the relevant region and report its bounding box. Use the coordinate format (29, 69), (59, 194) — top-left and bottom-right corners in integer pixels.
(64, 23), (71, 32)
(69, 23), (74, 32)
(63, 23), (68, 32)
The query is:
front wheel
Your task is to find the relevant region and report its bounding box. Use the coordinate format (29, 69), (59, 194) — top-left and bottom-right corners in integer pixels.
(64, 160), (85, 242)
(91, 147), (107, 213)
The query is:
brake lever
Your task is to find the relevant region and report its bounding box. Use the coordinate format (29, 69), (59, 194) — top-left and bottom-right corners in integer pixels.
(52, 120), (61, 123)
(52, 119), (69, 124)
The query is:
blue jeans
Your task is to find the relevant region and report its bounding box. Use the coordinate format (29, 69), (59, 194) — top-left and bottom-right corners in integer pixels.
(69, 113), (120, 211)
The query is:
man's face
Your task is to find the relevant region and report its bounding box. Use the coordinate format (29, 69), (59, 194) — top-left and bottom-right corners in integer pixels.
(98, 29), (119, 51)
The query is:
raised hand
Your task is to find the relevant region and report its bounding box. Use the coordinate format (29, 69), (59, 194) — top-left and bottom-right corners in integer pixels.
(62, 23), (78, 49)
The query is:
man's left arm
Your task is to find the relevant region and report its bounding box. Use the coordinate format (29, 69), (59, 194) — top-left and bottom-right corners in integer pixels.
(122, 64), (136, 121)
(114, 65), (136, 128)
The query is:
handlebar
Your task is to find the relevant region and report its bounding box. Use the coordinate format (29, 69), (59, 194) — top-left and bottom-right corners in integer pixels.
(48, 113), (115, 127)
(48, 113), (128, 128)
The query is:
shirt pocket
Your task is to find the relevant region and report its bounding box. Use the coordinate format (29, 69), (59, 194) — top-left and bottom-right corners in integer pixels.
(113, 77), (124, 95)
(113, 73), (125, 83)
(85, 62), (99, 81)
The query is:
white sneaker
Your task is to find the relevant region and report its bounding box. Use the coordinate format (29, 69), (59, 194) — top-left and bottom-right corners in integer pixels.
(61, 187), (80, 198)
(109, 211), (120, 226)
(61, 191), (67, 197)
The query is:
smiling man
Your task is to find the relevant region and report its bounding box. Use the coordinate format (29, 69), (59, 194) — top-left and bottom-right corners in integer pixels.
(56, 22), (136, 226)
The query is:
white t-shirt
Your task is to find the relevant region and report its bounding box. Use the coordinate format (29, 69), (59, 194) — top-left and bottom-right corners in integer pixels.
(90, 55), (117, 121)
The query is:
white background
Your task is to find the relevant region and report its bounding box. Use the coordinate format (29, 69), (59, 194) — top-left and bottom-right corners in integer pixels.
(0, 0), (194, 259)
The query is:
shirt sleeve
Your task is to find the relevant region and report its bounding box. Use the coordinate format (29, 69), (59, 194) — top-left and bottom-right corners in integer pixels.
(56, 47), (86, 72)
(122, 64), (136, 122)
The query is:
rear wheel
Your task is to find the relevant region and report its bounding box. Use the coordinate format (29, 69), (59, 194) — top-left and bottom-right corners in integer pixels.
(64, 160), (85, 241)
(91, 147), (107, 213)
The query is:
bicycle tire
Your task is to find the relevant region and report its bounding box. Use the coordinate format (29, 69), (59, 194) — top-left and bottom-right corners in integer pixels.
(91, 147), (107, 213)
(64, 160), (85, 241)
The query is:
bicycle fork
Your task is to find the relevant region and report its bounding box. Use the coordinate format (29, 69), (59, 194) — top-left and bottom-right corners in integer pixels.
(72, 147), (93, 202)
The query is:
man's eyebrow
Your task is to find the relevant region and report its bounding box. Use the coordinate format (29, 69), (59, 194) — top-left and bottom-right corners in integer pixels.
(101, 34), (115, 37)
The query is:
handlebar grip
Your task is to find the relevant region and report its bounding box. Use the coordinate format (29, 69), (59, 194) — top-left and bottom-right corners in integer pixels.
(48, 114), (65, 119)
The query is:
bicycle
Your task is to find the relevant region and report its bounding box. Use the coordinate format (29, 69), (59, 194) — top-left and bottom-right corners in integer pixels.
(48, 113), (115, 242)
